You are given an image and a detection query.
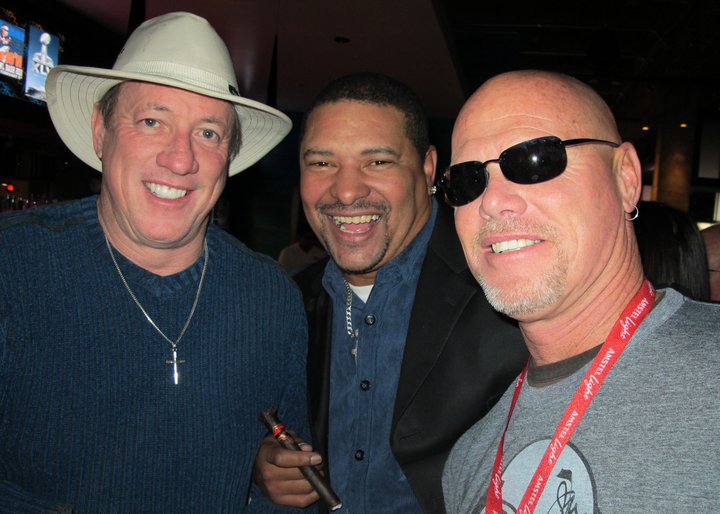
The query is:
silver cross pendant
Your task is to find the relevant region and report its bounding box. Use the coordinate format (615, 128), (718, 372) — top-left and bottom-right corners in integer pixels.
(165, 348), (186, 385)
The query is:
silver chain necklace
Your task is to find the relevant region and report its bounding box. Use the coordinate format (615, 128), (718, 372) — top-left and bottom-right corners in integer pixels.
(344, 280), (360, 361)
(344, 280), (359, 340)
(105, 236), (209, 385)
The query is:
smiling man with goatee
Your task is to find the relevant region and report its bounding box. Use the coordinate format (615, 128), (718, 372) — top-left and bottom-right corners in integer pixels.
(252, 72), (527, 514)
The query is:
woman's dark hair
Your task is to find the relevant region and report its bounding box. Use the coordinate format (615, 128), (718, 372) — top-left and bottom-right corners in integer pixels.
(634, 200), (710, 300)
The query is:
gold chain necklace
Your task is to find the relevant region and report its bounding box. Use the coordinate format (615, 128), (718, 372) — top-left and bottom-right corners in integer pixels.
(105, 237), (209, 384)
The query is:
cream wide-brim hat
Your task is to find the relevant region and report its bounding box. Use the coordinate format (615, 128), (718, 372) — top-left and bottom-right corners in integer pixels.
(45, 11), (291, 177)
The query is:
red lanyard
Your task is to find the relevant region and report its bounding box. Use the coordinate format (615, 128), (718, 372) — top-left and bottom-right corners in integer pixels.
(486, 279), (655, 514)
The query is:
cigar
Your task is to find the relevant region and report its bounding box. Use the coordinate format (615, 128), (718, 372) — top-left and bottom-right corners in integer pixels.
(259, 408), (343, 511)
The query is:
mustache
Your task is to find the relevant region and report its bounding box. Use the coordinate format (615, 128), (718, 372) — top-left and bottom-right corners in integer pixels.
(476, 218), (544, 238)
(472, 218), (556, 248)
(317, 200), (388, 215)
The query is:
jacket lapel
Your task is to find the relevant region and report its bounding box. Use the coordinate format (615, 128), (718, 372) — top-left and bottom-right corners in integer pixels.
(392, 205), (477, 426)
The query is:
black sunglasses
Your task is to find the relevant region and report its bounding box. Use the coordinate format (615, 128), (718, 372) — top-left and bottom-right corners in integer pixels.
(438, 136), (620, 207)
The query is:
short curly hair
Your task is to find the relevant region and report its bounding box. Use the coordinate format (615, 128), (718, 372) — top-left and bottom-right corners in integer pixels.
(299, 72), (429, 159)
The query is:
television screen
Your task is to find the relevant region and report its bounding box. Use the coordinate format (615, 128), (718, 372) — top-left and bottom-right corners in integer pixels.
(24, 25), (59, 101)
(0, 17), (25, 82)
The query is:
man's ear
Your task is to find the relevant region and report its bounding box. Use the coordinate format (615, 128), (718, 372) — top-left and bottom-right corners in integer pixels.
(614, 142), (643, 212)
(423, 144), (438, 190)
(91, 106), (106, 161)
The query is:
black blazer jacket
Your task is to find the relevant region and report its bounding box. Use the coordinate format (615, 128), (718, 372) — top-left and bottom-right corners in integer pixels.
(294, 204), (528, 513)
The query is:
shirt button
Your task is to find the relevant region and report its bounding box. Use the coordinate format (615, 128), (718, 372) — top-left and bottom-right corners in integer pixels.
(364, 314), (376, 325)
(354, 450), (365, 461)
(360, 380), (371, 391)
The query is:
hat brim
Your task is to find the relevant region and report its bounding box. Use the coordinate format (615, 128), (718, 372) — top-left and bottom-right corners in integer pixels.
(46, 65), (292, 177)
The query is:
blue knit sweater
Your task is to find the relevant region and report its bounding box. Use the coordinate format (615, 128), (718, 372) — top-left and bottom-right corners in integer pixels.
(0, 196), (309, 513)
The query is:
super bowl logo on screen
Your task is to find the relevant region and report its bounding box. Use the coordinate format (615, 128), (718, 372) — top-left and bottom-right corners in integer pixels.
(24, 25), (59, 101)
(0, 18), (24, 81)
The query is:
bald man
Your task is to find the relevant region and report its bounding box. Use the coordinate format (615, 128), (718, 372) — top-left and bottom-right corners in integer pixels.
(702, 223), (720, 301)
(440, 71), (720, 513)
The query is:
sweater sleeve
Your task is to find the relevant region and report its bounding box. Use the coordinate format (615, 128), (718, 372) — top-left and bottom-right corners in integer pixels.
(276, 288), (311, 443)
(244, 282), (316, 513)
(0, 480), (73, 513)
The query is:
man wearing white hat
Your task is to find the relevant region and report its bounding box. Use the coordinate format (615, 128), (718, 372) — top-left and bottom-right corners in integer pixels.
(0, 12), (309, 512)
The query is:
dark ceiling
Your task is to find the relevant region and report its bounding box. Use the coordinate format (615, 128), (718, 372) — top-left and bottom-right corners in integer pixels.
(440, 0), (720, 136)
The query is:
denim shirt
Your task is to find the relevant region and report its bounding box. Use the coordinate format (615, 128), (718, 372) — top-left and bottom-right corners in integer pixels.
(322, 200), (438, 513)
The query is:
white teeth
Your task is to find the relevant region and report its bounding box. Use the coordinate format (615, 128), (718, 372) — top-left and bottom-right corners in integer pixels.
(491, 239), (541, 254)
(332, 214), (380, 226)
(145, 182), (188, 200)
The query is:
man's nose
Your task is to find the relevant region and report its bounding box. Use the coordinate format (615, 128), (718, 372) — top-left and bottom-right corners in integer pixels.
(329, 165), (371, 204)
(156, 133), (200, 175)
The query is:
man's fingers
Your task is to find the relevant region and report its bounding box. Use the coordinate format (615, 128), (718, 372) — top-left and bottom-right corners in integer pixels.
(261, 440), (322, 468)
(273, 491), (321, 509)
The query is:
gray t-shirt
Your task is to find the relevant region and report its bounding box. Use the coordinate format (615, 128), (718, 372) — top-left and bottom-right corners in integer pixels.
(443, 288), (720, 514)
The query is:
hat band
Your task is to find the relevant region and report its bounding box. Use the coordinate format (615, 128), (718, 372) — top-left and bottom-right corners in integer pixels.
(115, 61), (239, 97)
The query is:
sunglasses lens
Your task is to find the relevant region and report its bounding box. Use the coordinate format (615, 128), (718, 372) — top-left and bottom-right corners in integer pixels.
(441, 136), (572, 206)
(500, 136), (567, 185)
(440, 162), (488, 206)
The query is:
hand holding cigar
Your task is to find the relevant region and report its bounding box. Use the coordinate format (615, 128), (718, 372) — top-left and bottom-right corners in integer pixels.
(259, 408), (343, 511)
